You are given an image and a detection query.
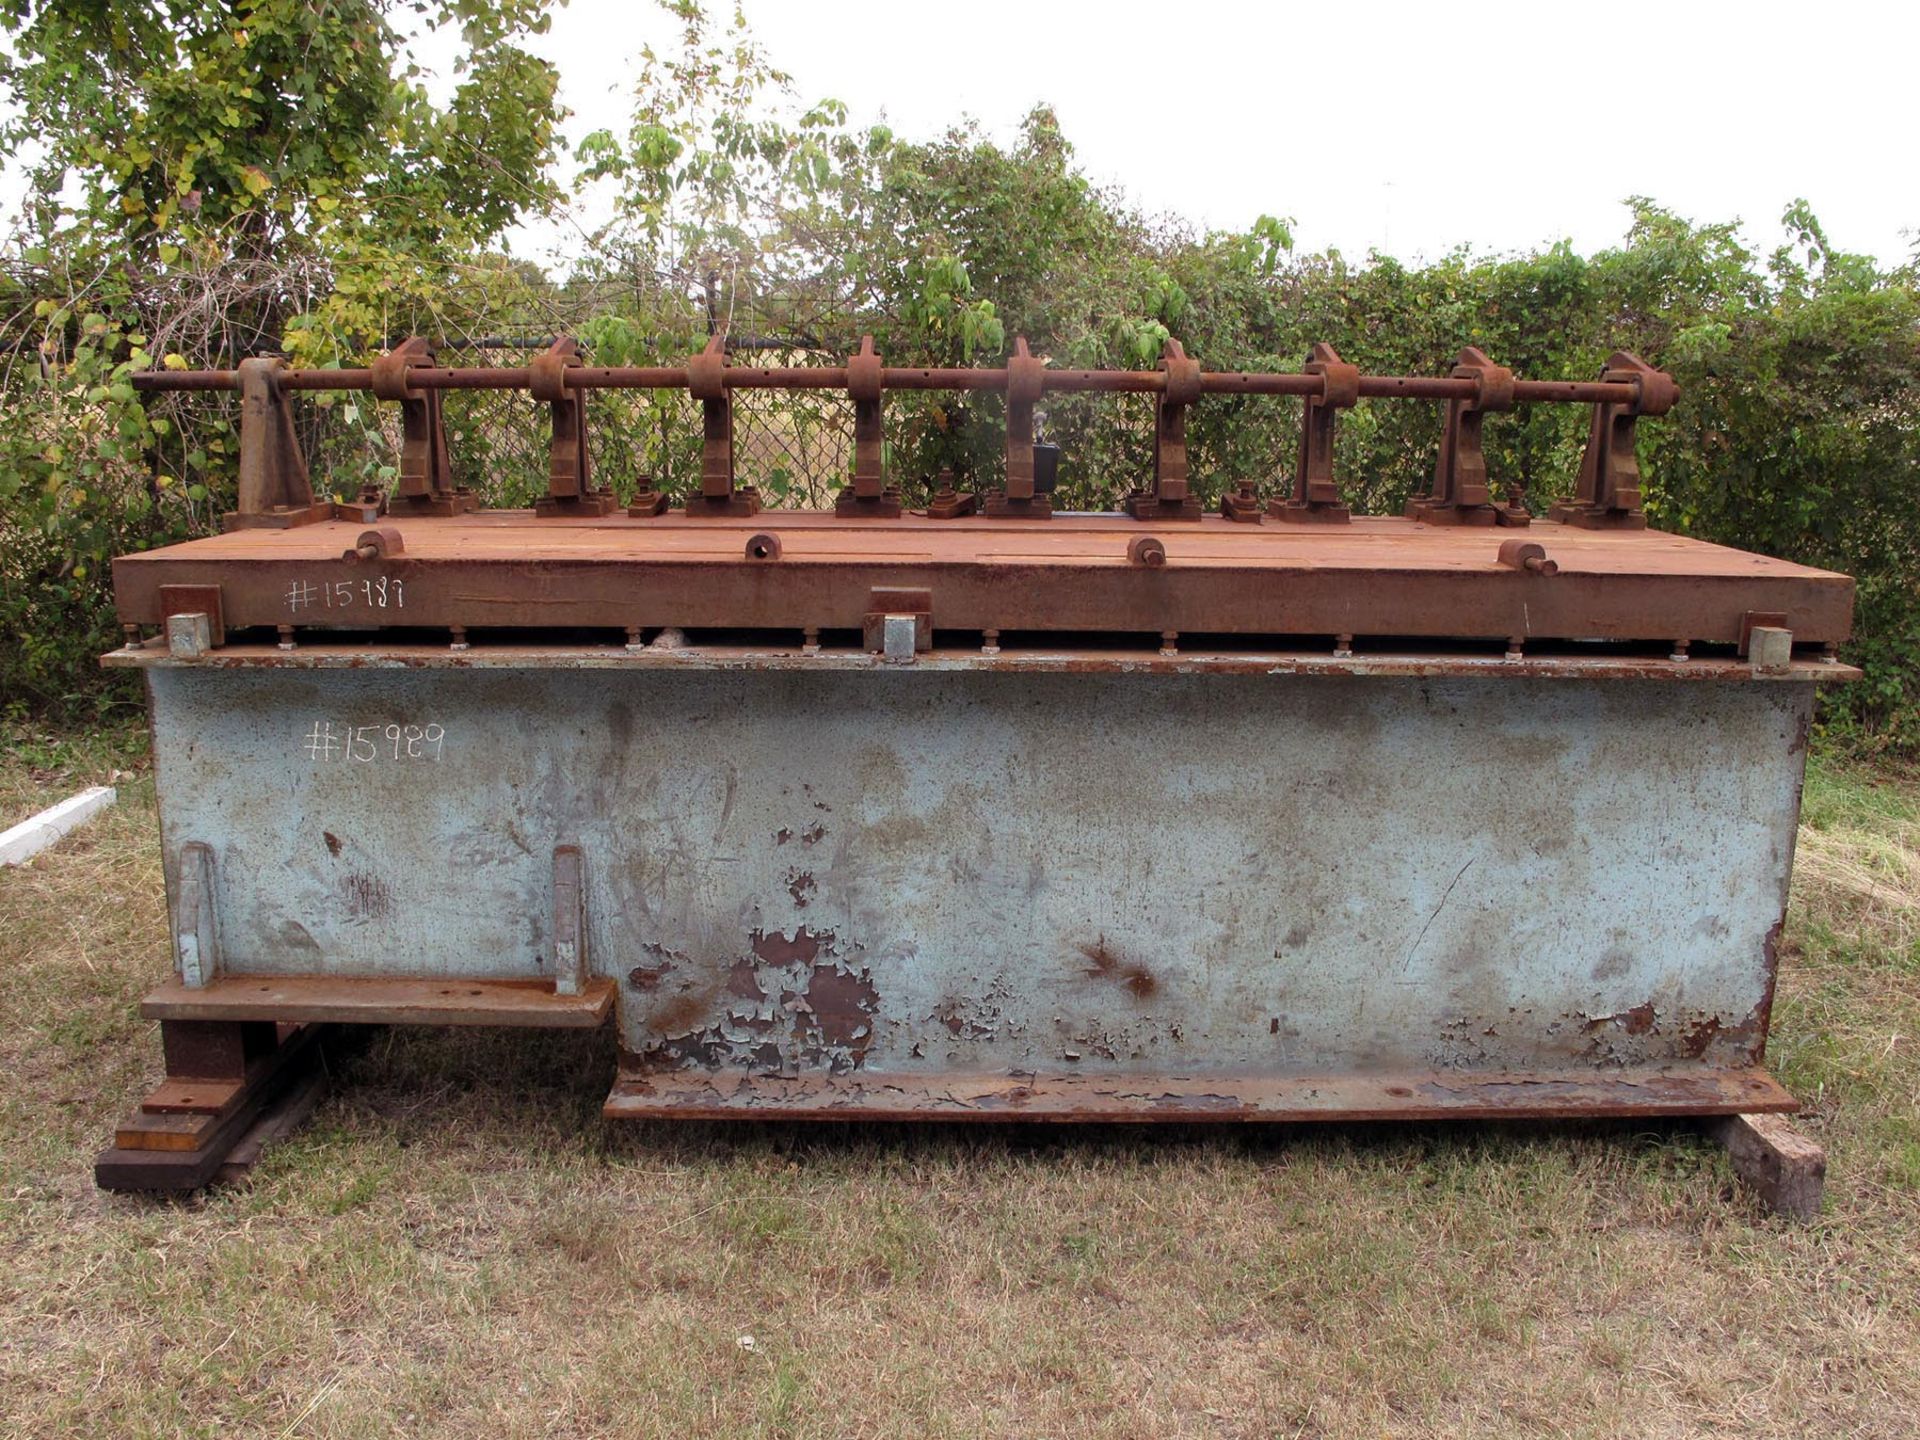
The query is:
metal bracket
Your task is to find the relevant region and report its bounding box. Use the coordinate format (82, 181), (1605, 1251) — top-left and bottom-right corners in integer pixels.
(1748, 626), (1793, 677)
(880, 615), (918, 663)
(1128, 535), (1167, 567)
(924, 467), (978, 519)
(1125, 339), (1204, 521)
(1219, 479), (1264, 523)
(627, 475), (669, 518)
(374, 338), (477, 517)
(225, 358), (332, 531)
(1496, 539), (1558, 575)
(1739, 610), (1788, 656)
(834, 335), (903, 517)
(1270, 343), (1355, 523)
(1548, 351), (1675, 529)
(166, 612), (212, 658)
(685, 332), (761, 517)
(532, 338), (619, 517)
(341, 526), (404, 562)
(864, 587), (932, 659)
(173, 841), (219, 988)
(1406, 347), (1518, 526)
(159, 583), (225, 649)
(985, 339), (1052, 518)
(552, 845), (588, 997)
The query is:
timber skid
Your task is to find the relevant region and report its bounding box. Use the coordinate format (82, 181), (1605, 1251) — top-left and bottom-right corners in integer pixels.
(95, 1020), (329, 1192)
(98, 333), (1854, 1215)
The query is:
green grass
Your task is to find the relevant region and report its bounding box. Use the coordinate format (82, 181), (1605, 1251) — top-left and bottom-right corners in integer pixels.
(0, 744), (1915, 1437)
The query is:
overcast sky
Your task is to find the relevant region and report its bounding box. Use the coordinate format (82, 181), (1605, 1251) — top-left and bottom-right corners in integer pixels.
(497, 0), (1917, 272)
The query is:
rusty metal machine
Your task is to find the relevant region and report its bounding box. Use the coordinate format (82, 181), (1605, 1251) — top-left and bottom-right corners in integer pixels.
(94, 334), (1855, 1191)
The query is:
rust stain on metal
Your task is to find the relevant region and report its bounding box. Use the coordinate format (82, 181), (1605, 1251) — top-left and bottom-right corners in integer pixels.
(803, 965), (879, 1055)
(1147, 1091), (1241, 1112)
(752, 926), (824, 966)
(645, 990), (713, 1037)
(1750, 919), (1788, 1063)
(627, 963), (672, 992)
(630, 926), (879, 1076)
(1078, 937), (1158, 999)
(1584, 1001), (1658, 1036)
(932, 997), (996, 1040)
(1680, 1017), (1727, 1058)
(725, 958), (764, 1000)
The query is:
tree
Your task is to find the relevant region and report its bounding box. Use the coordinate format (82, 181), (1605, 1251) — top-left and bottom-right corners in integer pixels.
(0, 0), (568, 715)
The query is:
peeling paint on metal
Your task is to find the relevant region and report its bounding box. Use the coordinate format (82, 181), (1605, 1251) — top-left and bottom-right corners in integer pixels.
(143, 667), (1812, 1093)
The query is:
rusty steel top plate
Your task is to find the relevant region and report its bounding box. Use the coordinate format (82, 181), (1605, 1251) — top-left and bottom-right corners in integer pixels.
(102, 641), (1860, 685)
(112, 511), (1854, 649)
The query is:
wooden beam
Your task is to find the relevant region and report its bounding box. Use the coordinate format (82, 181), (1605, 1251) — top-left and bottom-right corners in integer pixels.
(1708, 1112), (1827, 1220)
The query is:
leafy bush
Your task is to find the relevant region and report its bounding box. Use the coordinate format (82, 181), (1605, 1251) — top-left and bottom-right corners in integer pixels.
(2, 2), (1915, 749)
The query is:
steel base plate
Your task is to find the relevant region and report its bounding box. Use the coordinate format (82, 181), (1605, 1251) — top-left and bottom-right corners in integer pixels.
(605, 1065), (1795, 1122)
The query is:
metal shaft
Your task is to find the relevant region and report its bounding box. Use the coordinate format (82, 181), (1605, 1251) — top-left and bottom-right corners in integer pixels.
(132, 362), (1644, 406)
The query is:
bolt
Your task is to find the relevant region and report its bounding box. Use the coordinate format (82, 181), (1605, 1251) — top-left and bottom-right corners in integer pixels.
(1129, 535), (1167, 567)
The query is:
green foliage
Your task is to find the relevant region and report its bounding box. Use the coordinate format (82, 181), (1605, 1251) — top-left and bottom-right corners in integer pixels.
(0, 0), (561, 254)
(0, 0), (567, 717)
(1, 0), (1915, 749)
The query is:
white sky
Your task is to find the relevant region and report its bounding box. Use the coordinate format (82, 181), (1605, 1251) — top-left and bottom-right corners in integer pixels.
(499, 0), (1918, 272)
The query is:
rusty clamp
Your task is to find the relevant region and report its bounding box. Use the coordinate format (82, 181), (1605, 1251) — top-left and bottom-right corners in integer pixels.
(985, 338), (1051, 518)
(373, 338), (474, 516)
(684, 332), (761, 516)
(532, 338), (618, 517)
(835, 335), (903, 517)
(226, 358), (331, 532)
(1125, 339), (1205, 521)
(1407, 347), (1527, 526)
(342, 526), (404, 562)
(1496, 538), (1558, 574)
(1548, 351), (1675, 529)
(1271, 343), (1356, 523)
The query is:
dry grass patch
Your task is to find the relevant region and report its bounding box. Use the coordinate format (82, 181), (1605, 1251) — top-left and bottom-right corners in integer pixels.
(0, 739), (1916, 1438)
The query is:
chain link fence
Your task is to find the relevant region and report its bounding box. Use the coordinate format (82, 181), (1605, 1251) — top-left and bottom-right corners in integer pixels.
(267, 343), (855, 512)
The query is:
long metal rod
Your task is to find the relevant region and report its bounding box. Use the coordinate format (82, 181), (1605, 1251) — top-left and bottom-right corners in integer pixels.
(132, 364), (1642, 406)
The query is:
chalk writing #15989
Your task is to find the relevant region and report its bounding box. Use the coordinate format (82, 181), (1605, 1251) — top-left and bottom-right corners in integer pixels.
(303, 720), (444, 764)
